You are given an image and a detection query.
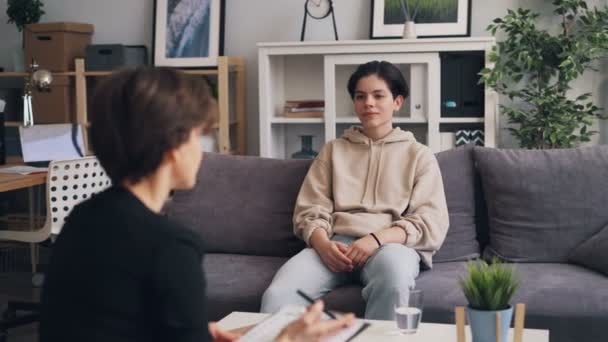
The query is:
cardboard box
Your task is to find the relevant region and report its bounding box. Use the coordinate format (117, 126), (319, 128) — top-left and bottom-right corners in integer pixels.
(24, 22), (94, 71)
(31, 76), (74, 123)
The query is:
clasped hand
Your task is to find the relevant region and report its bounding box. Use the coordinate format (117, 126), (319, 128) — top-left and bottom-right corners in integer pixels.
(315, 235), (380, 272)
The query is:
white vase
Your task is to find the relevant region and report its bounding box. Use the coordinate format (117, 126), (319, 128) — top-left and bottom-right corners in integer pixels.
(402, 21), (417, 39)
(200, 134), (218, 152)
(12, 49), (25, 72)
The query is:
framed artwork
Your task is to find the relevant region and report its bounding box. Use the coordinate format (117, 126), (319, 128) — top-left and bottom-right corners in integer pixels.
(153, 0), (225, 68)
(370, 0), (471, 39)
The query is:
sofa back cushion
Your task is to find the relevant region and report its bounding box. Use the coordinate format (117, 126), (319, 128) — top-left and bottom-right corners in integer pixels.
(434, 144), (484, 262)
(165, 153), (308, 257)
(474, 146), (608, 262)
(569, 224), (608, 276)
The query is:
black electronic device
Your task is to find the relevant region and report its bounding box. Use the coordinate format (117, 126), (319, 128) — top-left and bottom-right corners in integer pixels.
(301, 0), (338, 41)
(440, 51), (485, 117)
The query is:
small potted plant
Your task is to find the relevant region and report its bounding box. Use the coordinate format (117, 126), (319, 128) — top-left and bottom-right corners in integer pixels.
(6, 0), (45, 32)
(6, 0), (45, 71)
(458, 258), (521, 342)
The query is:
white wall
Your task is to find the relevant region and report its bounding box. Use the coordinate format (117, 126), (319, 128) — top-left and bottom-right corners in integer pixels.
(1, 0), (606, 153)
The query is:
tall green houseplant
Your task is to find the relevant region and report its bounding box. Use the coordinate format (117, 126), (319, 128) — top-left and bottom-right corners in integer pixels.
(6, 0), (45, 32)
(481, 0), (608, 149)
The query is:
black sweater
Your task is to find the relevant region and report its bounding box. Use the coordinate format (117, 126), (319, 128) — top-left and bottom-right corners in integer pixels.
(39, 186), (211, 342)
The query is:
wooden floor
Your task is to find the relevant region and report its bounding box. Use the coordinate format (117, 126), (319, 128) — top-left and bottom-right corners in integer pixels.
(0, 272), (40, 342)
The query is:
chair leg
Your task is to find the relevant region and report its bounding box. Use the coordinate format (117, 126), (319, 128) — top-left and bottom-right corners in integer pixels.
(29, 243), (37, 274)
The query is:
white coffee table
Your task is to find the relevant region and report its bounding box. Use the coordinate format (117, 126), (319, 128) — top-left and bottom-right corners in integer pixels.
(218, 311), (549, 342)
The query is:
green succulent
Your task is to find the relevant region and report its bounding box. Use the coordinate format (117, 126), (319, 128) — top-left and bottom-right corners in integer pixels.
(7, 0), (45, 32)
(458, 258), (521, 311)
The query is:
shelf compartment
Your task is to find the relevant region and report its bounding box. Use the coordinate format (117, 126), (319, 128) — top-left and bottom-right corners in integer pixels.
(270, 118), (324, 124)
(265, 54), (325, 120)
(270, 124), (325, 159)
(439, 117), (484, 123)
(327, 53), (438, 127)
(334, 117), (428, 124)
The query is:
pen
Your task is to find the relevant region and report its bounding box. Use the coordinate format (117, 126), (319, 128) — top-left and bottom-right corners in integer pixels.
(296, 289), (337, 319)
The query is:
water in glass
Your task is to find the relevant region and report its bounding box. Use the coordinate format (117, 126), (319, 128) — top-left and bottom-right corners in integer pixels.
(393, 289), (423, 335)
(394, 306), (422, 334)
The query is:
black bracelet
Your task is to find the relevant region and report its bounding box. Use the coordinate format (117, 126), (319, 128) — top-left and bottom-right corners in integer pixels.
(370, 233), (382, 247)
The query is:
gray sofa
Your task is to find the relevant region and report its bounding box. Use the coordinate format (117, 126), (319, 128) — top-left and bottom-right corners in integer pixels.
(165, 145), (608, 342)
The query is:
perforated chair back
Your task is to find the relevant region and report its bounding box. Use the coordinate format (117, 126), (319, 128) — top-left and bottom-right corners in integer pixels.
(47, 156), (112, 235)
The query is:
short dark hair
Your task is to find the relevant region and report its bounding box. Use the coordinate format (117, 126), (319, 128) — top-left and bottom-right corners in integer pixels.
(90, 67), (216, 185)
(347, 61), (409, 100)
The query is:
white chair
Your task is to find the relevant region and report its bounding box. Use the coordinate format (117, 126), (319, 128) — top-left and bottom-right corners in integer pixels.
(0, 156), (111, 339)
(0, 156), (111, 272)
(45, 156), (112, 236)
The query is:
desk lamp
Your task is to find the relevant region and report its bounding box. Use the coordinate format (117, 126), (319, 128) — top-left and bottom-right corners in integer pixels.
(23, 60), (53, 126)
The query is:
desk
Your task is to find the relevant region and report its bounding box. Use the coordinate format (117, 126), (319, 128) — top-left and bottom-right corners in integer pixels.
(0, 169), (47, 273)
(0, 172), (46, 193)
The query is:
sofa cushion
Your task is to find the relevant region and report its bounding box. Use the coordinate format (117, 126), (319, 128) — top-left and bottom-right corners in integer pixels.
(474, 146), (608, 262)
(166, 153), (309, 257)
(203, 254), (288, 321)
(569, 224), (608, 276)
(509, 263), (608, 342)
(433, 145), (483, 262)
(414, 262), (608, 342)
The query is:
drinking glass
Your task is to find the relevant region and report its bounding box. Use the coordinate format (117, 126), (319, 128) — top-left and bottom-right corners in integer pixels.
(394, 289), (424, 335)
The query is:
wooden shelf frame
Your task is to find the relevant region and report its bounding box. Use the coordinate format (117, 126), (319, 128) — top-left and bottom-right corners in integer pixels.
(0, 56), (247, 155)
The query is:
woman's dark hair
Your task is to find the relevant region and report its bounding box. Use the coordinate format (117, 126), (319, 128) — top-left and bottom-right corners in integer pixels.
(347, 61), (409, 100)
(90, 67), (217, 185)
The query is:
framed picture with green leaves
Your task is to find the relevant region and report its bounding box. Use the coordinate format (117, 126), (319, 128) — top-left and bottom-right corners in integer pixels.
(370, 0), (471, 38)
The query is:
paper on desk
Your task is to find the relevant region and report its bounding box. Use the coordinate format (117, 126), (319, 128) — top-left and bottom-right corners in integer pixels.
(238, 306), (369, 342)
(19, 124), (84, 163)
(0, 165), (48, 175)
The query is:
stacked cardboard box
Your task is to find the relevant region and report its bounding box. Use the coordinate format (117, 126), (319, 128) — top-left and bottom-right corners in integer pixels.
(23, 22), (94, 123)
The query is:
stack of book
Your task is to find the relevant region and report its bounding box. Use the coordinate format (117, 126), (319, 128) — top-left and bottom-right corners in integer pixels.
(284, 100), (324, 118)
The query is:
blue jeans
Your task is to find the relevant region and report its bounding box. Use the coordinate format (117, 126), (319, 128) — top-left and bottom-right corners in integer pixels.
(260, 235), (421, 319)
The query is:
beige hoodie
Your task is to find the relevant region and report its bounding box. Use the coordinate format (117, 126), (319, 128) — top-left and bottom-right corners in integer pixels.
(293, 126), (449, 268)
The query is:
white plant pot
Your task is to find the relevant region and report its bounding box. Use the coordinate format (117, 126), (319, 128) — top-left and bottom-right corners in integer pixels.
(402, 21), (417, 39)
(467, 306), (514, 342)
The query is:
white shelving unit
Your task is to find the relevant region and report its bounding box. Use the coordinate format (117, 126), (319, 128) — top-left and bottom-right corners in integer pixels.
(258, 38), (498, 159)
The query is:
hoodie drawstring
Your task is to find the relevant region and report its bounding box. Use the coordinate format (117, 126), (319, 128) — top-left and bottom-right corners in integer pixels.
(361, 141), (374, 203)
(373, 140), (385, 205)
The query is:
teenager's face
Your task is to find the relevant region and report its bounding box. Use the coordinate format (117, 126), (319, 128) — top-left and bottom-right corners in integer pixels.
(172, 126), (203, 190)
(353, 74), (403, 131)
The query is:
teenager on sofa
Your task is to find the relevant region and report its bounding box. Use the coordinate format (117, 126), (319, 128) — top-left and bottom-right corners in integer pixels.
(39, 67), (353, 342)
(261, 61), (450, 320)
